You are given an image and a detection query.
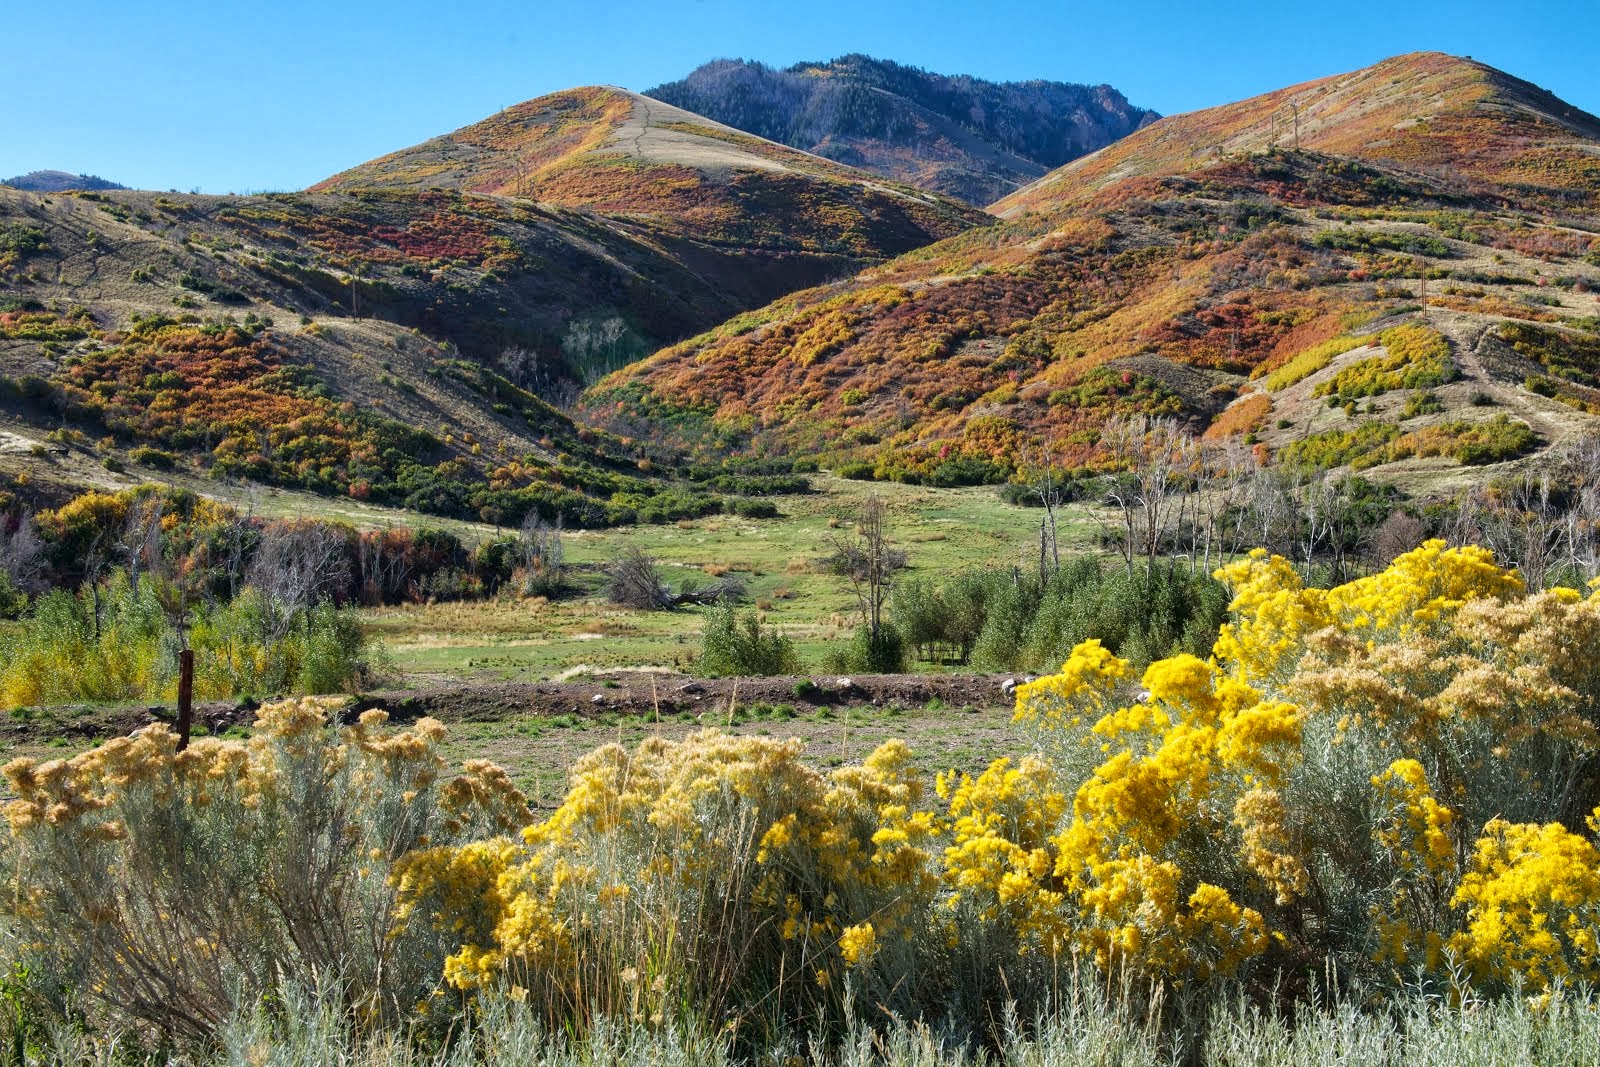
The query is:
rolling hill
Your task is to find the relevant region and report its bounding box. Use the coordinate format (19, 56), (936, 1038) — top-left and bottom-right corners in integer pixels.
(648, 55), (1158, 205)
(0, 88), (982, 521)
(586, 53), (1600, 487)
(3, 171), (128, 193)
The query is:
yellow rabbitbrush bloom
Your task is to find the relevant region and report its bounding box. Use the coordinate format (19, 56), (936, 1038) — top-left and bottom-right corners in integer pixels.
(1372, 760), (1457, 879)
(1448, 813), (1600, 989)
(1368, 759), (1458, 970)
(1324, 540), (1522, 634)
(2, 698), (527, 1040)
(1034, 644), (1292, 981)
(838, 922), (878, 966)
(1014, 638), (1132, 730)
(939, 756), (1069, 953)
(395, 731), (944, 1029)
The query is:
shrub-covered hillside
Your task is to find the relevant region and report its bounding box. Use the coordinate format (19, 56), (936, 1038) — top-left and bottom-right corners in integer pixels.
(590, 53), (1600, 488)
(0, 89), (982, 520)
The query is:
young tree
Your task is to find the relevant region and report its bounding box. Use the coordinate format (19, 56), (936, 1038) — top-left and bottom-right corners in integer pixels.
(828, 493), (906, 648)
(1021, 441), (1065, 581)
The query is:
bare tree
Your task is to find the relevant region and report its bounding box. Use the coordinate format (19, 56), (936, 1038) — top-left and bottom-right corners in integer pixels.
(1192, 438), (1256, 572)
(828, 493), (906, 644)
(0, 512), (48, 595)
(248, 520), (352, 637)
(1472, 474), (1566, 590)
(1239, 464), (1301, 559)
(214, 506), (258, 602)
(1102, 415), (1196, 571)
(1562, 434), (1600, 585)
(1371, 511), (1428, 568)
(119, 495), (167, 592)
(497, 346), (538, 390)
(1021, 440), (1065, 581)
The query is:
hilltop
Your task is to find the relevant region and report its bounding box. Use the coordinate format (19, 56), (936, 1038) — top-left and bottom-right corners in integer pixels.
(0, 88), (981, 521)
(312, 86), (984, 253)
(648, 55), (1158, 205)
(4, 171), (127, 193)
(587, 53), (1600, 487)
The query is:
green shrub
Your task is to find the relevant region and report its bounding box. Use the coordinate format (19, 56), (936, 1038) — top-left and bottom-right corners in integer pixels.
(827, 622), (908, 673)
(1401, 389), (1443, 417)
(698, 604), (799, 677)
(128, 445), (178, 469)
(1312, 228), (1452, 257)
(0, 578), (382, 708)
(729, 498), (779, 519)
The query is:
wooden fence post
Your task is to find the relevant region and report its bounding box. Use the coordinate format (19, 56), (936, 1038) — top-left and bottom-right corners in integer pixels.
(176, 648), (195, 751)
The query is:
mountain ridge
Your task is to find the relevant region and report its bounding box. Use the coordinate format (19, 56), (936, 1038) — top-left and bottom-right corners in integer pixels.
(646, 55), (1158, 205)
(0, 85), (983, 523)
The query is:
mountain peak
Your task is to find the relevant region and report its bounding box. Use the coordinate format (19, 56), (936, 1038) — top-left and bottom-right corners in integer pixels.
(311, 84), (962, 202)
(309, 84), (983, 261)
(647, 56), (1158, 205)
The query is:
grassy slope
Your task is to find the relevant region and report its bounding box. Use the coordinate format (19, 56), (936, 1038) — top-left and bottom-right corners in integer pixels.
(588, 53), (1600, 487)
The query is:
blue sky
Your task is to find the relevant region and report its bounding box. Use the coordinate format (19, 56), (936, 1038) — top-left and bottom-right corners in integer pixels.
(8, 0), (1598, 193)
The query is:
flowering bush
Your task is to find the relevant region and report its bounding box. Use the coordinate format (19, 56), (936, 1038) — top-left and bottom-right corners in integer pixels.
(0, 699), (529, 1039)
(381, 540), (1600, 1036)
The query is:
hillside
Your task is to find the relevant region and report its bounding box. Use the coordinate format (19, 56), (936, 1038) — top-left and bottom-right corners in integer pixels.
(4, 171), (127, 193)
(587, 53), (1600, 487)
(312, 86), (983, 253)
(0, 89), (981, 521)
(648, 55), (1158, 205)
